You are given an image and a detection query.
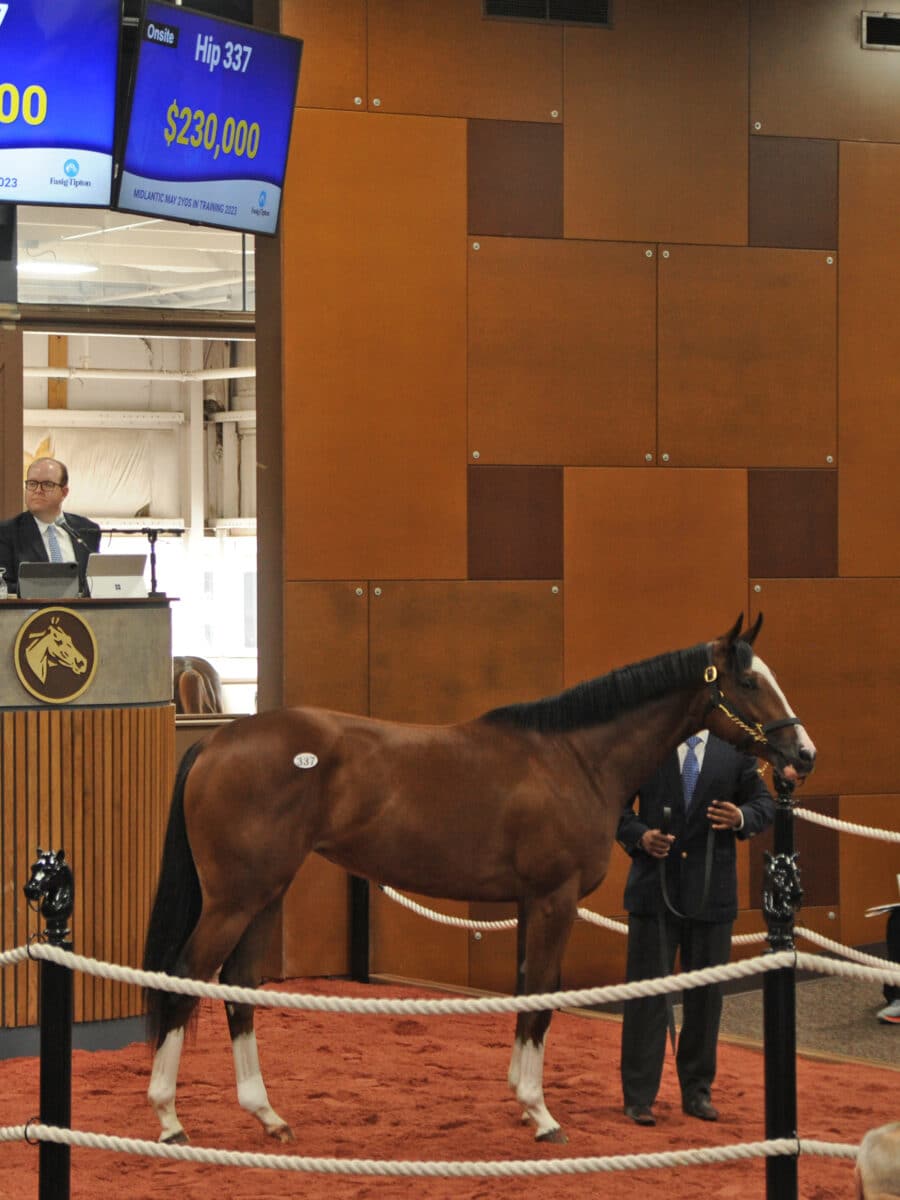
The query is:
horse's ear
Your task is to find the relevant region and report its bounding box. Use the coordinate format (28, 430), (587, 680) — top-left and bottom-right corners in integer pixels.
(722, 614), (743, 645)
(744, 613), (763, 645)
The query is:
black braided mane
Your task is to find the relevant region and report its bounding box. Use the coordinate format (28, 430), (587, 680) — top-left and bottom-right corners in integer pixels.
(479, 642), (710, 733)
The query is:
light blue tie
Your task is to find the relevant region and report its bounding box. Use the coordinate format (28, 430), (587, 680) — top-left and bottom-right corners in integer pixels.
(682, 735), (702, 812)
(46, 524), (63, 563)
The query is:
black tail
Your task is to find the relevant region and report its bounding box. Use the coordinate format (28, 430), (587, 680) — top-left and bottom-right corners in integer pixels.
(143, 739), (205, 1047)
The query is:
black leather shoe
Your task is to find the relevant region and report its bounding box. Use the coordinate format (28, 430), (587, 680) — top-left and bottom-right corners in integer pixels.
(624, 1104), (656, 1126)
(682, 1097), (719, 1121)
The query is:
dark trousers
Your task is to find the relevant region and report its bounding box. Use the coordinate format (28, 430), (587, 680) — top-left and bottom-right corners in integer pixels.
(885, 908), (900, 1003)
(620, 912), (733, 1109)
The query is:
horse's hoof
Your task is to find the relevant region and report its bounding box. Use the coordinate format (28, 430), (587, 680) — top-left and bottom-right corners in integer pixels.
(160, 1130), (190, 1146)
(267, 1122), (295, 1143)
(536, 1126), (567, 1144)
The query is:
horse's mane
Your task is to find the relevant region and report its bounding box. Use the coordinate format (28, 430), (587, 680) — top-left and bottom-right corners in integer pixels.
(479, 642), (710, 733)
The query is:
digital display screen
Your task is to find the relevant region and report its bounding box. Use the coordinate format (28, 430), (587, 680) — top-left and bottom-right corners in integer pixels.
(116, 1), (302, 236)
(0, 0), (121, 207)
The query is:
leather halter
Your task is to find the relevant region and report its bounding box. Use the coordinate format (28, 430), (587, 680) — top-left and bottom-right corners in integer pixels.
(702, 649), (802, 756)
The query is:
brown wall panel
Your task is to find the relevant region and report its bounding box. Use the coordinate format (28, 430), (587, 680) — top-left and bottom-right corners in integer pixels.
(838, 142), (900, 576)
(467, 120), (563, 238)
(281, 109), (467, 581)
(658, 246), (836, 467)
(564, 468), (748, 682)
(564, 3), (748, 244)
(370, 580), (563, 724)
(748, 470), (837, 578)
(749, 136), (838, 249)
(748, 580), (900, 797)
(468, 466), (563, 580)
(0, 325), (23, 520)
(282, 0), (367, 111)
(468, 239), (656, 466)
(838, 795), (898, 948)
(283, 581), (370, 711)
(367, 0), (562, 120)
(751, 0), (900, 143)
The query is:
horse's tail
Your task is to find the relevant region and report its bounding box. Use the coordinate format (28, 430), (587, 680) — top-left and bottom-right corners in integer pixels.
(143, 739), (206, 1047)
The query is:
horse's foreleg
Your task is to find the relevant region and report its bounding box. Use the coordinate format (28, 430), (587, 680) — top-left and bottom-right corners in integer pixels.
(508, 879), (578, 1143)
(221, 899), (294, 1142)
(148, 1027), (187, 1144)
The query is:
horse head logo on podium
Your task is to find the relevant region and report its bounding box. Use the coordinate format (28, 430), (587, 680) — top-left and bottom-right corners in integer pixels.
(14, 607), (98, 703)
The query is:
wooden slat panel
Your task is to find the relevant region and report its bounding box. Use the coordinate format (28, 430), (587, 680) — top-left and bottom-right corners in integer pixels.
(838, 142), (900, 576)
(564, 467), (748, 682)
(839, 796), (897, 949)
(750, 0), (900, 143)
(748, 580), (900, 798)
(282, 108), (467, 580)
(367, 0), (562, 121)
(468, 238), (656, 466)
(281, 0), (367, 112)
(658, 246), (836, 467)
(565, 3), (748, 243)
(47, 334), (67, 409)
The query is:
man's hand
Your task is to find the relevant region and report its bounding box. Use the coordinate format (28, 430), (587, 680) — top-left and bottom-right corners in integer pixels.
(706, 800), (742, 830)
(639, 829), (675, 858)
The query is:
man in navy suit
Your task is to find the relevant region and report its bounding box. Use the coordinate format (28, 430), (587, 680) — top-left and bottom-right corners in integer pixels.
(0, 456), (101, 596)
(617, 730), (774, 1127)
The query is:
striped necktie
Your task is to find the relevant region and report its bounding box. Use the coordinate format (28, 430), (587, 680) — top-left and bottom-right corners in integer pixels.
(46, 524), (64, 563)
(682, 735), (702, 811)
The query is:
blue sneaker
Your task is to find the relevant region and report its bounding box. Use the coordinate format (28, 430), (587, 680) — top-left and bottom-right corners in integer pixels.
(876, 998), (900, 1024)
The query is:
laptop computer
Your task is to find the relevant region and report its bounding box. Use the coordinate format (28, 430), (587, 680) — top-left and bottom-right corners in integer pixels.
(17, 561), (81, 600)
(86, 553), (149, 599)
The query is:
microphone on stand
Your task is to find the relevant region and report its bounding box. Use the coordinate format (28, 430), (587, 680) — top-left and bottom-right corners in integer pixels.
(55, 515), (89, 551)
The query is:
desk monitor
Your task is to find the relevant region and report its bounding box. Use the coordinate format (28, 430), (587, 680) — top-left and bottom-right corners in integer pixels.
(17, 561), (80, 601)
(86, 554), (149, 599)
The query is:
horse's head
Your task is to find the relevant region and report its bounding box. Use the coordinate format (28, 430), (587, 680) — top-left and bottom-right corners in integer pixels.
(24, 848), (74, 923)
(703, 614), (816, 788)
(43, 617), (86, 674)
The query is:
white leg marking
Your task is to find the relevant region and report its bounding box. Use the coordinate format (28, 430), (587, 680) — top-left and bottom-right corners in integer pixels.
(232, 1030), (290, 1136)
(507, 1037), (522, 1091)
(148, 1028), (186, 1143)
(514, 1039), (560, 1140)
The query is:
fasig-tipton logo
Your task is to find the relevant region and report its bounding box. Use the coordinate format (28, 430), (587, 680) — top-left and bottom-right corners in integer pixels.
(14, 608), (98, 704)
(143, 18), (179, 48)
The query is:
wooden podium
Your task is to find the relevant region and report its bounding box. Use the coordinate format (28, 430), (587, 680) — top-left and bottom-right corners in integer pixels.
(0, 597), (175, 1030)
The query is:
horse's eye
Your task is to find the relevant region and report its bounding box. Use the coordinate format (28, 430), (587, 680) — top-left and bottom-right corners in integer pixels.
(738, 675), (758, 691)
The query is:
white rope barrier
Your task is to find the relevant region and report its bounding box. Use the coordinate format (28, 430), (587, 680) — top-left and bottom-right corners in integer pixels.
(0, 1124), (859, 1176)
(794, 807), (900, 843)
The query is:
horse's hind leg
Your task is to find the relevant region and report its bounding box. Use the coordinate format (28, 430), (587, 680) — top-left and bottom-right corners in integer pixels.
(220, 898), (294, 1142)
(507, 879), (578, 1143)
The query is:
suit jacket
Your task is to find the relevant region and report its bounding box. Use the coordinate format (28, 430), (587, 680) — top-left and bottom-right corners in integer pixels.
(617, 734), (775, 923)
(0, 510), (101, 595)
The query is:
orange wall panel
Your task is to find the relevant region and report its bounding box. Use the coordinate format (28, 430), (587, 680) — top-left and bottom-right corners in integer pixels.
(751, 0), (900, 143)
(564, 467), (748, 682)
(281, 109), (467, 581)
(369, 580), (563, 724)
(367, 0), (562, 120)
(838, 796), (898, 949)
(282, 0), (367, 111)
(658, 246), (836, 467)
(565, 2), (748, 244)
(838, 143), (900, 576)
(748, 580), (900, 798)
(283, 581), (369, 712)
(468, 238), (657, 466)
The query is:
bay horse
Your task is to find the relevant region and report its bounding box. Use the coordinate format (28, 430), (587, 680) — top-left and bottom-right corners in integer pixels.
(143, 615), (816, 1145)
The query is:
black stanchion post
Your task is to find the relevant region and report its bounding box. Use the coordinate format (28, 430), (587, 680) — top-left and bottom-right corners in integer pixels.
(349, 875), (370, 983)
(761, 783), (803, 1200)
(24, 849), (75, 1200)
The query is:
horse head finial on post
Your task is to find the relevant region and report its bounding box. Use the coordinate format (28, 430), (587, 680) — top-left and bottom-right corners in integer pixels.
(762, 781), (804, 952)
(24, 848), (75, 947)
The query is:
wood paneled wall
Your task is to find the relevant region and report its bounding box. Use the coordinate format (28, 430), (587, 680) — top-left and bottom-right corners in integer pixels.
(0, 706), (174, 1027)
(264, 0), (900, 986)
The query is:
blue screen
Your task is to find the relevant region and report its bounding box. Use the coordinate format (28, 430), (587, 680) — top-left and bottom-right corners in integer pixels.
(0, 0), (120, 205)
(117, 1), (302, 236)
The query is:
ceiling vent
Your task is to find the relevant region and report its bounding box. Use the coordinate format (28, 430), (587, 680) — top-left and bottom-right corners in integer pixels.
(484, 1), (612, 27)
(861, 11), (900, 48)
